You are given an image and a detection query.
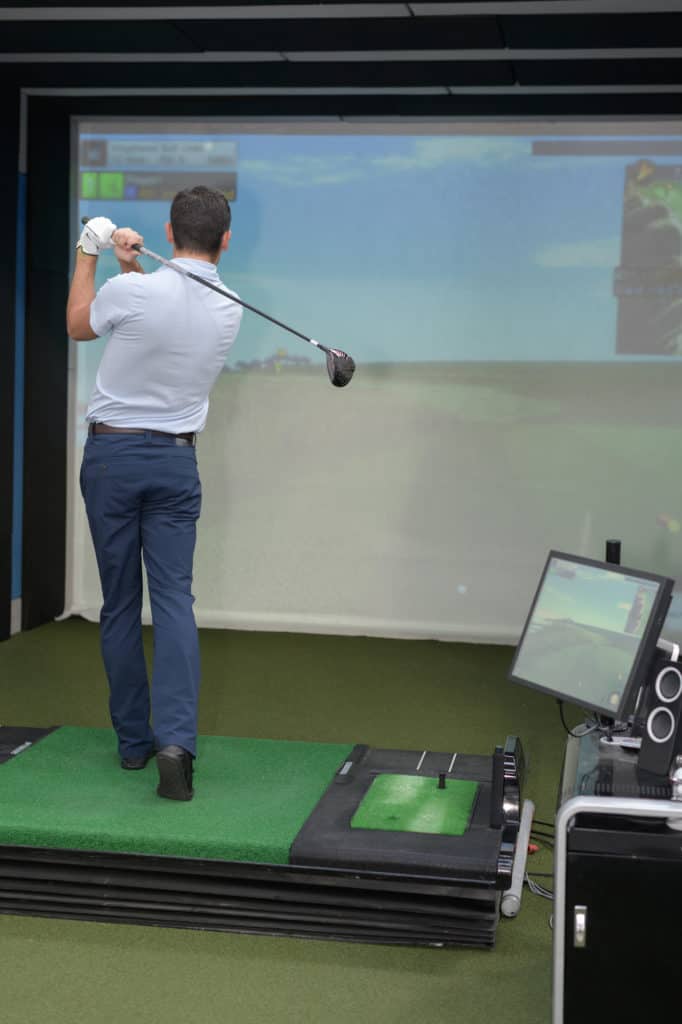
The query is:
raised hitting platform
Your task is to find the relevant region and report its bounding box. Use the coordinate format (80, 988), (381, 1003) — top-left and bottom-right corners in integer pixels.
(0, 726), (525, 948)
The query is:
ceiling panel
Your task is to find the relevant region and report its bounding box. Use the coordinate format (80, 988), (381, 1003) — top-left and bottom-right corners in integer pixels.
(0, 58), (516, 89)
(2, 3), (682, 113)
(516, 58), (682, 86)
(501, 13), (682, 49)
(0, 21), (200, 52)
(176, 15), (503, 51)
(18, 84), (682, 122)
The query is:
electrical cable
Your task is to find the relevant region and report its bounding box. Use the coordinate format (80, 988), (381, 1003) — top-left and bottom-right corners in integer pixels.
(525, 872), (553, 900)
(557, 700), (601, 737)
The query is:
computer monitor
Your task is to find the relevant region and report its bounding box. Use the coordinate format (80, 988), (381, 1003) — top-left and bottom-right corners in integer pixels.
(509, 550), (674, 720)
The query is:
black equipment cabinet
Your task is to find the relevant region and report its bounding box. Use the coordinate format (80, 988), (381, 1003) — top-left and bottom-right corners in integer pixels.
(553, 733), (682, 1024)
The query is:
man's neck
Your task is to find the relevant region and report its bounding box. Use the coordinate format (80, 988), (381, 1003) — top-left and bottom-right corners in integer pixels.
(173, 249), (218, 265)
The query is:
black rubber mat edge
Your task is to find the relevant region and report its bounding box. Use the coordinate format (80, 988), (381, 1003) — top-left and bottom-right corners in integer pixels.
(0, 888), (497, 936)
(0, 844), (498, 893)
(0, 882), (498, 928)
(0, 726), (59, 765)
(0, 871), (497, 920)
(0, 906), (496, 947)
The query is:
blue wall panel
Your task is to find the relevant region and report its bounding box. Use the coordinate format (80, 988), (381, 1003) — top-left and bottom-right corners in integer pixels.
(12, 173), (26, 602)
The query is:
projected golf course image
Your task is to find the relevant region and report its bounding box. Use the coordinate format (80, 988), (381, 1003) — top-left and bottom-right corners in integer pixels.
(69, 352), (682, 641)
(69, 125), (682, 643)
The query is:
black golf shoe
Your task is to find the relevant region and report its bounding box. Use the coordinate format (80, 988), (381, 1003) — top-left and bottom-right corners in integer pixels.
(121, 748), (156, 771)
(156, 745), (194, 801)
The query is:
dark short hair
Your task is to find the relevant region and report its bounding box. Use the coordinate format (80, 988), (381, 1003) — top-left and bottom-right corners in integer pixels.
(170, 185), (232, 255)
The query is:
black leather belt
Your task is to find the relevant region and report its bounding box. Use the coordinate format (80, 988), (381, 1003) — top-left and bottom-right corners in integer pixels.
(88, 422), (196, 446)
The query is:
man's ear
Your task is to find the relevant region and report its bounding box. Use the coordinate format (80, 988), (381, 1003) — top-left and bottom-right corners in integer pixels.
(221, 229), (231, 252)
(165, 222), (174, 245)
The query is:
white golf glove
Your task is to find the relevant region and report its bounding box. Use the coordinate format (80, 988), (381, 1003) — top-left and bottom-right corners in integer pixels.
(77, 217), (117, 256)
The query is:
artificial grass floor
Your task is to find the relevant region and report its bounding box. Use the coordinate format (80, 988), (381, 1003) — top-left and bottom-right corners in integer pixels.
(0, 726), (353, 863)
(0, 618), (566, 1024)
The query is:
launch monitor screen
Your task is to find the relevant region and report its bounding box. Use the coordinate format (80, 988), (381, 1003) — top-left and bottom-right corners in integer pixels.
(509, 552), (673, 718)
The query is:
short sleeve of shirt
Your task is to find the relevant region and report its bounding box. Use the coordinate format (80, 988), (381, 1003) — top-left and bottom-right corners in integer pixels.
(89, 273), (140, 337)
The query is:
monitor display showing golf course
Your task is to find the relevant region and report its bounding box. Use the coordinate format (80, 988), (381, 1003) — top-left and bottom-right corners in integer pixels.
(509, 552), (672, 716)
(67, 121), (682, 645)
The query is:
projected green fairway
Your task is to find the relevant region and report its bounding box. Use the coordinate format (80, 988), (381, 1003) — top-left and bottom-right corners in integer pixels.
(351, 774), (478, 837)
(187, 363), (682, 637)
(70, 359), (682, 645)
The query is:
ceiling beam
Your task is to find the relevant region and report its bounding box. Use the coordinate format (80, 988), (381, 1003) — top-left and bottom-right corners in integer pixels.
(2, 2), (682, 19)
(0, 5), (411, 20)
(22, 83), (682, 95)
(413, 1), (682, 12)
(3, 47), (682, 62)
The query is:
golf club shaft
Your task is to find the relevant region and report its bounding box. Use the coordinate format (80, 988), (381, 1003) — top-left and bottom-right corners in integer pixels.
(137, 244), (331, 353)
(81, 218), (329, 356)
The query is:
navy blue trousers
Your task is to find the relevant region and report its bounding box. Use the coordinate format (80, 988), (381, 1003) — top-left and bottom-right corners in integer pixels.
(80, 433), (202, 760)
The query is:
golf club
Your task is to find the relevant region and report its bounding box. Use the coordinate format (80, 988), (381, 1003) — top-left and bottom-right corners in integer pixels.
(81, 218), (356, 388)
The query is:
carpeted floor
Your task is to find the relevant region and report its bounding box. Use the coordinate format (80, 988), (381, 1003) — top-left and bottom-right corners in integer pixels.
(0, 617), (568, 1024)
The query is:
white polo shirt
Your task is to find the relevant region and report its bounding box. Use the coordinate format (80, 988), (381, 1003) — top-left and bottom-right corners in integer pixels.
(87, 258), (243, 434)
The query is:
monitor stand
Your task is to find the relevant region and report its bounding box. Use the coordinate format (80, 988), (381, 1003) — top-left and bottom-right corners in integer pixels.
(599, 733), (642, 751)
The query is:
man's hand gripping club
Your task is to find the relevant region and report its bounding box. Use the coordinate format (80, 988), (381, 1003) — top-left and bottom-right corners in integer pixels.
(76, 215), (116, 255)
(69, 218), (145, 339)
(77, 217), (144, 265)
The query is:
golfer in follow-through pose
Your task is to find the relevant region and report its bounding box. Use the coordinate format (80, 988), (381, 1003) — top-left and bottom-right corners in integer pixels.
(66, 186), (243, 801)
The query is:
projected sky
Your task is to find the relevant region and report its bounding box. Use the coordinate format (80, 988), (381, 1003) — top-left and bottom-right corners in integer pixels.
(78, 129), (682, 366)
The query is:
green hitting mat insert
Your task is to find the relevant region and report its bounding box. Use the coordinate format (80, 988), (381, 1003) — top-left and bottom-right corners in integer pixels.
(0, 726), (353, 864)
(350, 774), (478, 836)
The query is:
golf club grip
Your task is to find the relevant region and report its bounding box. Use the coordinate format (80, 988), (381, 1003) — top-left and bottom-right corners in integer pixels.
(80, 217), (142, 248)
(80, 216), (141, 250)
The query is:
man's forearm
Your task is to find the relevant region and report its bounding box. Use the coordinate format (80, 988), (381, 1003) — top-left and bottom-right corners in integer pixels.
(66, 249), (98, 340)
(66, 224), (144, 339)
(118, 256), (144, 274)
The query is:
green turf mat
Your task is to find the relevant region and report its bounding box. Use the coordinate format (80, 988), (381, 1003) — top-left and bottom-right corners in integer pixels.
(350, 774), (478, 836)
(0, 727), (353, 864)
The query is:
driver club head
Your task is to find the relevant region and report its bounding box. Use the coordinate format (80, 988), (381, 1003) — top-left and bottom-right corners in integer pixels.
(326, 348), (356, 388)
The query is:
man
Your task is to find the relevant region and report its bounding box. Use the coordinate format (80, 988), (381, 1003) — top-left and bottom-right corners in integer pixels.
(66, 186), (243, 801)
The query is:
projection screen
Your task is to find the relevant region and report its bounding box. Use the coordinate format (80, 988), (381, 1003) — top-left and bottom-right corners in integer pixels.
(65, 120), (682, 645)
